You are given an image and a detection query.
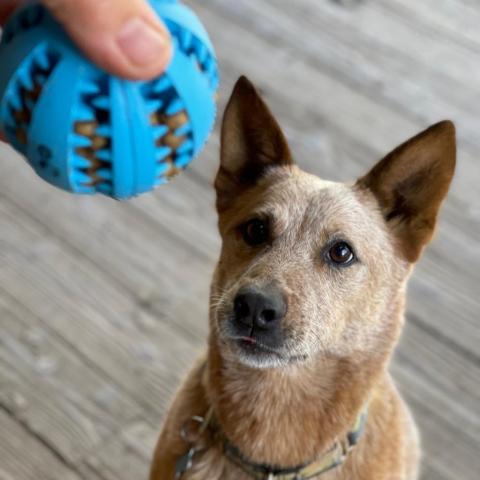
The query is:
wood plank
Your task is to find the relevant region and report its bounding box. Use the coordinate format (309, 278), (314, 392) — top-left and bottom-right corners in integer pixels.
(84, 420), (158, 480)
(394, 322), (480, 442)
(420, 461), (452, 480)
(0, 293), (142, 465)
(0, 144), (213, 341)
(196, 0), (480, 173)
(387, 0), (480, 50)
(394, 322), (480, 479)
(0, 198), (204, 418)
(206, 0), (480, 154)
(0, 410), (83, 480)
(276, 0), (480, 96)
(394, 379), (480, 480)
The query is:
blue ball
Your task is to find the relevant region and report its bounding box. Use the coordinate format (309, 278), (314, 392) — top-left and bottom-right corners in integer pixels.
(0, 0), (218, 199)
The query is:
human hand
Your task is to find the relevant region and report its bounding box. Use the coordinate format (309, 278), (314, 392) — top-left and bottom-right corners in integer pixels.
(0, 0), (173, 80)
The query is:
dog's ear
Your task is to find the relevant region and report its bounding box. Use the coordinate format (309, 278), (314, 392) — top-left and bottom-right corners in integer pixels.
(215, 76), (293, 211)
(357, 121), (456, 262)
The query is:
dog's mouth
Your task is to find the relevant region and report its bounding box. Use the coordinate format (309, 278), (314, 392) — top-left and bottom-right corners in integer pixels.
(215, 310), (308, 367)
(224, 333), (284, 363)
(224, 334), (308, 368)
(235, 336), (281, 355)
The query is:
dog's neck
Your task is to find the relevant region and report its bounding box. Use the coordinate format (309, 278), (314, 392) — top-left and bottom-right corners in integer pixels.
(205, 334), (390, 468)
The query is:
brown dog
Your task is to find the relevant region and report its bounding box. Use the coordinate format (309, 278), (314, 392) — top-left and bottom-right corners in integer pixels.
(150, 77), (456, 480)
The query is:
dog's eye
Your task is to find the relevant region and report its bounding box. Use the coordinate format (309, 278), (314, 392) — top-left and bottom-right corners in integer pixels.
(328, 242), (355, 266)
(242, 219), (269, 246)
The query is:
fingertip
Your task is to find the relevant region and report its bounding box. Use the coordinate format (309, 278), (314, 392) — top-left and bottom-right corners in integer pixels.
(73, 32), (172, 81)
(0, 0), (18, 25)
(43, 0), (173, 81)
(115, 17), (173, 79)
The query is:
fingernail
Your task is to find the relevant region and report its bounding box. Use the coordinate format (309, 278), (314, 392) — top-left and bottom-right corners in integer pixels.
(117, 17), (169, 67)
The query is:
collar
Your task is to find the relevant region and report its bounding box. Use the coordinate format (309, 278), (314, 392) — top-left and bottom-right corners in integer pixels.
(175, 406), (368, 480)
(222, 408), (368, 479)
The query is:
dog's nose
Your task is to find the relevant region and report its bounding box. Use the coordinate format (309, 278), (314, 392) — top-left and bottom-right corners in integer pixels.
(233, 287), (286, 331)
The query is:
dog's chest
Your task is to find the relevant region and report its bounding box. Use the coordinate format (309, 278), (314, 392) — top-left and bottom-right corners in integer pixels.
(179, 443), (347, 480)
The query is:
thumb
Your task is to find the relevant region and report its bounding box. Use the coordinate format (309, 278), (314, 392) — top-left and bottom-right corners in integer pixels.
(42, 0), (172, 80)
(0, 0), (20, 25)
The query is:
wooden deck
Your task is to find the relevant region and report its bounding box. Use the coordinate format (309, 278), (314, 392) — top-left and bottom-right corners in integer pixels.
(1, 1), (479, 479)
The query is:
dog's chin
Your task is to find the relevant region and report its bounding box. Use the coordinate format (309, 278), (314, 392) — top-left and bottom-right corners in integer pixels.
(225, 337), (308, 369)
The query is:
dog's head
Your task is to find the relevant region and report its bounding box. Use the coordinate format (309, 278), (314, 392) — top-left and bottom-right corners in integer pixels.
(211, 77), (455, 369)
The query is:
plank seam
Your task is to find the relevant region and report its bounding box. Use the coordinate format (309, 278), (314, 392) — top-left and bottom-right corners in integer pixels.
(0, 403), (87, 479)
(407, 312), (480, 366)
(209, 1), (480, 157)
(0, 191), (206, 345)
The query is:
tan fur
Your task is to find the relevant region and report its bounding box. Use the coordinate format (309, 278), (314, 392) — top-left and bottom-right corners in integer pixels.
(150, 77), (455, 480)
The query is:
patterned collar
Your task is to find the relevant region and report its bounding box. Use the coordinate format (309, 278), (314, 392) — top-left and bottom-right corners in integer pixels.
(175, 406), (368, 479)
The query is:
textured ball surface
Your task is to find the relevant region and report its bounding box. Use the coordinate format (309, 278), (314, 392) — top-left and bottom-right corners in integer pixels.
(0, 0), (218, 199)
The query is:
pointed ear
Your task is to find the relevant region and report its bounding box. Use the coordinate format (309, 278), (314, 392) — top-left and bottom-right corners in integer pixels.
(215, 76), (293, 211)
(357, 121), (456, 262)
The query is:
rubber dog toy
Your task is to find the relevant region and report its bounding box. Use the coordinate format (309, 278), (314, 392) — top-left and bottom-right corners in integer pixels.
(0, 0), (218, 199)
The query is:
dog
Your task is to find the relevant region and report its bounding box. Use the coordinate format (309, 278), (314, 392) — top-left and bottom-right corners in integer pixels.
(150, 76), (456, 480)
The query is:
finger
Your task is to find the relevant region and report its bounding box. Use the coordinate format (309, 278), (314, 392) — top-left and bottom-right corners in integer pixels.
(42, 0), (172, 80)
(0, 0), (21, 25)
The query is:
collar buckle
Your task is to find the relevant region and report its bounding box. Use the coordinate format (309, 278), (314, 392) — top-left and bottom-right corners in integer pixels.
(339, 436), (353, 458)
